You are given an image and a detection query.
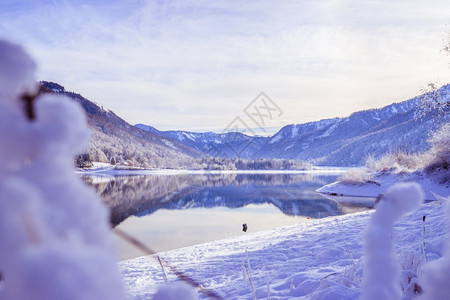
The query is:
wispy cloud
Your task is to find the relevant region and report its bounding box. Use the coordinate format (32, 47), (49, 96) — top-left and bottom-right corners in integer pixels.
(1, 0), (449, 133)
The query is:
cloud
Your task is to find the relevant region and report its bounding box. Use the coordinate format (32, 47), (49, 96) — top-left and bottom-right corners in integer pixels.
(1, 0), (449, 132)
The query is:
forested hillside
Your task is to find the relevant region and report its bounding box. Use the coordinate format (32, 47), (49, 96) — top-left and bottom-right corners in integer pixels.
(41, 82), (200, 169)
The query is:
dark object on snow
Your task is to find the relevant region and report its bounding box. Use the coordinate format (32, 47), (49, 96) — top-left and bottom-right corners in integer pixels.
(423, 215), (426, 222)
(414, 282), (423, 295)
(21, 92), (37, 120)
(242, 223), (248, 232)
(375, 194), (383, 205)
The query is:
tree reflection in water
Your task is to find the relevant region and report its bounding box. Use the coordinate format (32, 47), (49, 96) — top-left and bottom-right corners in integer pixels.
(81, 173), (361, 227)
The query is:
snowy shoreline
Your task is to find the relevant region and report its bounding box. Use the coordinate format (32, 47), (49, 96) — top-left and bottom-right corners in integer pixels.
(77, 164), (348, 176)
(119, 202), (446, 299)
(119, 174), (449, 299)
(317, 171), (449, 201)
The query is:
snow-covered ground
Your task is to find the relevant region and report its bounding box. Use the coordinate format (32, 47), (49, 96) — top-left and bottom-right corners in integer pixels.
(119, 176), (449, 299)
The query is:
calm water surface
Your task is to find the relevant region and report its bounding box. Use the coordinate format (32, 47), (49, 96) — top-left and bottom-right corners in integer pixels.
(81, 172), (366, 260)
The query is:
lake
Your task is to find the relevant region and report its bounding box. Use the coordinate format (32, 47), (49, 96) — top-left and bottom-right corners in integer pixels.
(81, 171), (366, 260)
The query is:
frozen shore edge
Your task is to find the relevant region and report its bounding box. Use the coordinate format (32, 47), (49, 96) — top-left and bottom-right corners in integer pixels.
(317, 171), (449, 201)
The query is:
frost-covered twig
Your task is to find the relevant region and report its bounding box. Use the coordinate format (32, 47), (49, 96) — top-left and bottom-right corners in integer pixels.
(266, 274), (271, 300)
(422, 216), (428, 263)
(156, 256), (169, 282)
(335, 219), (361, 285)
(431, 191), (448, 205)
(243, 250), (256, 300)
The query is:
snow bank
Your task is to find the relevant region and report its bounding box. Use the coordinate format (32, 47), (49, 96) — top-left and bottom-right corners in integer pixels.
(317, 171), (449, 201)
(0, 39), (124, 299)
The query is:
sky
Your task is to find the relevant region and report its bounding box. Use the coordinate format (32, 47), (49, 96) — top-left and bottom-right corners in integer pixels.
(1, 0), (449, 135)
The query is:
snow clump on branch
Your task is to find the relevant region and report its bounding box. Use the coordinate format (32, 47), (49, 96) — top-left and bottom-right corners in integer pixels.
(362, 182), (424, 300)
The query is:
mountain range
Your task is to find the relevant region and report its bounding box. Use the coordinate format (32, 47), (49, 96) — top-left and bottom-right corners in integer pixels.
(41, 81), (449, 167)
(137, 84), (449, 166)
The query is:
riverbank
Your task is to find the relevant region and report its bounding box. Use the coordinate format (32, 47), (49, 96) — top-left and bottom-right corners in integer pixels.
(118, 179), (448, 299)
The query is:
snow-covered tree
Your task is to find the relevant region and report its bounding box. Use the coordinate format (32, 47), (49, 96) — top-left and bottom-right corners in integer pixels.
(414, 82), (449, 120)
(415, 33), (450, 120)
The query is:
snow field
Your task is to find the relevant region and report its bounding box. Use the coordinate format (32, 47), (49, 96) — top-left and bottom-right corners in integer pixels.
(120, 195), (447, 299)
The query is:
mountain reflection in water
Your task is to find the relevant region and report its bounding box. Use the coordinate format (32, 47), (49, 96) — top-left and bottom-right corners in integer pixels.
(81, 173), (352, 227)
